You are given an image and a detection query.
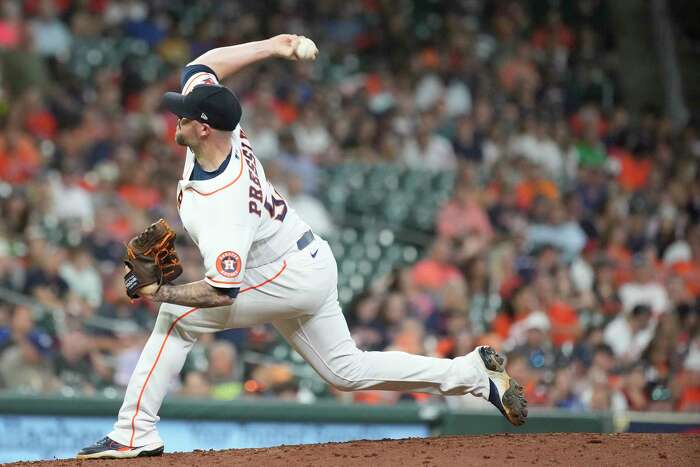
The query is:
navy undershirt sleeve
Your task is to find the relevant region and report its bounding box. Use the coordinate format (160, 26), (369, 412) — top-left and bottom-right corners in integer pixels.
(180, 63), (219, 90)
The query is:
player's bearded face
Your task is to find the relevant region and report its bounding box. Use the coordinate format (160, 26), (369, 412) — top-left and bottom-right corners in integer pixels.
(175, 118), (196, 146)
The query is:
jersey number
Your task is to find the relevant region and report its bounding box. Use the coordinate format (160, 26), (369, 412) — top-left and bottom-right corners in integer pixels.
(264, 190), (287, 221)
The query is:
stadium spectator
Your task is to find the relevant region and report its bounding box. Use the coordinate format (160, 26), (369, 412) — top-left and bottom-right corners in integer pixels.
(0, 120), (42, 185)
(621, 365), (650, 411)
(0, 329), (54, 392)
(401, 118), (456, 171)
(281, 173), (336, 237)
(526, 199), (587, 262)
(451, 117), (483, 162)
(508, 311), (558, 374)
(28, 0), (72, 59)
(604, 304), (656, 364)
(180, 371), (212, 399)
(618, 256), (671, 315)
(436, 184), (493, 241)
(59, 247), (103, 308)
(549, 367), (585, 410)
(207, 341), (243, 401)
(411, 238), (463, 291)
(53, 330), (110, 395)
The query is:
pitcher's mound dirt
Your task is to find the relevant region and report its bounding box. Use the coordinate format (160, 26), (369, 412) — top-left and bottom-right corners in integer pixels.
(7, 433), (700, 467)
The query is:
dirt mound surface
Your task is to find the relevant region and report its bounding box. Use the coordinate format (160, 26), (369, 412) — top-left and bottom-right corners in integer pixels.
(7, 433), (699, 467)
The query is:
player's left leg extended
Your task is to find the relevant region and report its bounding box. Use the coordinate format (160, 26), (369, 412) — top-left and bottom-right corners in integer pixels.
(273, 287), (489, 396)
(271, 239), (527, 424)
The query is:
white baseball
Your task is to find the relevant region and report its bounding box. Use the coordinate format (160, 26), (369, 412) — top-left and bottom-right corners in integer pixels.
(295, 36), (318, 60)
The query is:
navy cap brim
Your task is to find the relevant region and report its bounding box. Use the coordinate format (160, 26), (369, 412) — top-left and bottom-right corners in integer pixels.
(162, 92), (199, 120)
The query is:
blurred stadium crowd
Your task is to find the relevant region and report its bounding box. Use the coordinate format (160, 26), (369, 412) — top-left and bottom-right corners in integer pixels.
(0, 0), (699, 413)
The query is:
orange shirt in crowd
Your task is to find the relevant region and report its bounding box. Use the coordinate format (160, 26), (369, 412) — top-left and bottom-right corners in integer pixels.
(678, 386), (700, 412)
(613, 258), (667, 289)
(676, 368), (700, 412)
(364, 73), (383, 95)
(568, 112), (609, 138)
(435, 337), (454, 358)
(606, 244), (632, 267)
(0, 133), (42, 184)
(118, 184), (161, 210)
(493, 312), (534, 341)
(531, 26), (575, 50)
(25, 110), (57, 139)
(515, 178), (559, 210)
(272, 100), (298, 125)
(107, 215), (136, 243)
(609, 148), (651, 191)
(672, 261), (700, 297)
(418, 48), (441, 69)
(492, 312), (513, 340)
(547, 301), (580, 347)
(411, 259), (462, 291)
(498, 57), (539, 93)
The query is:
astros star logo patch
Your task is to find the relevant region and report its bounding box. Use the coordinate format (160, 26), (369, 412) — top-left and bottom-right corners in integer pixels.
(216, 251), (241, 278)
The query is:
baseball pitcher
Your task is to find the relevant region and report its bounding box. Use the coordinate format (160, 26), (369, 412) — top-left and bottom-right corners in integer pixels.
(78, 35), (527, 459)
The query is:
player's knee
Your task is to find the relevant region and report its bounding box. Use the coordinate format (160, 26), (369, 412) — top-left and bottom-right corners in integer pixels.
(323, 371), (359, 392)
(330, 383), (351, 392)
(324, 352), (365, 392)
(331, 379), (361, 392)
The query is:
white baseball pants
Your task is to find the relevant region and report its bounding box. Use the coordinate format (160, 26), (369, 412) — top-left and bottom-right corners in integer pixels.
(108, 237), (490, 447)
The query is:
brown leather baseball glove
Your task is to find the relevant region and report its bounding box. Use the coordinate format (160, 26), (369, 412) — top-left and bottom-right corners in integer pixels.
(123, 218), (183, 299)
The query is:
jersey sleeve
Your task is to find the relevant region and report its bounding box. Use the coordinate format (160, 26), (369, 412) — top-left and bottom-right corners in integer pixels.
(181, 63), (219, 94)
(198, 187), (256, 294)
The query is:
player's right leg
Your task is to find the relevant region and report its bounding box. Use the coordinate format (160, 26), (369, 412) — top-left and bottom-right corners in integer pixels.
(77, 302), (232, 459)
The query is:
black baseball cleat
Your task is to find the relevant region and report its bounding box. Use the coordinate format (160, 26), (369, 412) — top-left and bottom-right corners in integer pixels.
(479, 346), (528, 426)
(76, 436), (164, 459)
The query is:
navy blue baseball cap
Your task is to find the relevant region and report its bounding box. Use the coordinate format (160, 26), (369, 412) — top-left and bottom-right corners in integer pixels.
(163, 84), (242, 131)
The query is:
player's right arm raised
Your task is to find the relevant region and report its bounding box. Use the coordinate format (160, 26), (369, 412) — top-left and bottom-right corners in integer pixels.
(189, 34), (317, 81)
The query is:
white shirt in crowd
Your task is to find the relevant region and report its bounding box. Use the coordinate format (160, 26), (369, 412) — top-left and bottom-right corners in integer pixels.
(685, 338), (700, 371)
(570, 256), (595, 292)
(285, 193), (336, 238)
(510, 132), (563, 177)
(29, 17), (72, 58)
(619, 281), (671, 314)
(401, 134), (457, 171)
(413, 74), (472, 117)
(292, 122), (332, 157)
(603, 315), (656, 361)
(59, 263), (103, 308)
(580, 385), (629, 412)
(247, 126), (280, 162)
(49, 173), (95, 231)
(414, 74), (444, 111)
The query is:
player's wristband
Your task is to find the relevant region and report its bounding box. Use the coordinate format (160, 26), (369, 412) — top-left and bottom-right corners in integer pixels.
(124, 270), (141, 299)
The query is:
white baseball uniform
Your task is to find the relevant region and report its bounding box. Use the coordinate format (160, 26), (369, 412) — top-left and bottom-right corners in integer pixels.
(107, 69), (490, 449)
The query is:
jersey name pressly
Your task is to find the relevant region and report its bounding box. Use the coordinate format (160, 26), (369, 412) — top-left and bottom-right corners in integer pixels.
(176, 69), (310, 290)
